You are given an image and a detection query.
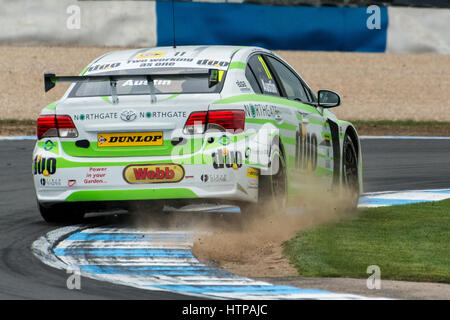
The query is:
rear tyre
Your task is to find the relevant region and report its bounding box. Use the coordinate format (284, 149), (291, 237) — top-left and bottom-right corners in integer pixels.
(240, 144), (288, 221)
(342, 134), (360, 209)
(38, 202), (85, 223)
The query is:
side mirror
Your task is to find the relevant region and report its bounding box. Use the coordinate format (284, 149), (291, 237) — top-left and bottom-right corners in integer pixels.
(318, 90), (340, 108)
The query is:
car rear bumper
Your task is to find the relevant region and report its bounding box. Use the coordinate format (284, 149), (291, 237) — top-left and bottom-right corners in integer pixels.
(33, 141), (260, 205)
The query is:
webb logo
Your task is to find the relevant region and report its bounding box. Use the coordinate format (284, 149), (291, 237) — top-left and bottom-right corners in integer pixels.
(123, 164), (184, 184)
(134, 167), (174, 180)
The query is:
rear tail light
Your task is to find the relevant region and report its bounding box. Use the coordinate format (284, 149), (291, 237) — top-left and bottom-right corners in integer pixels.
(37, 115), (78, 140)
(37, 115), (58, 140)
(183, 111), (208, 134)
(56, 115), (78, 138)
(207, 110), (245, 133)
(184, 110), (245, 134)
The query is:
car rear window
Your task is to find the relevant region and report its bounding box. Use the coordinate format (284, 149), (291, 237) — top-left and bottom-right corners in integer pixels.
(69, 68), (226, 97)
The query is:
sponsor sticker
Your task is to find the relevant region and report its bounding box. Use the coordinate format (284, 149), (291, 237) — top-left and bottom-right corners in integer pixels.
(74, 112), (118, 121)
(84, 167), (108, 184)
(236, 80), (251, 92)
(200, 174), (227, 183)
(74, 111), (186, 121)
(244, 104), (277, 119)
(34, 155), (57, 177)
(246, 168), (259, 179)
(97, 132), (163, 147)
(88, 62), (121, 72)
(212, 149), (242, 170)
(40, 177), (62, 187)
(136, 52), (166, 59)
(120, 110), (137, 122)
(43, 140), (56, 151)
(123, 164), (185, 184)
(122, 79), (171, 87)
(196, 59), (229, 68)
(218, 135), (232, 146)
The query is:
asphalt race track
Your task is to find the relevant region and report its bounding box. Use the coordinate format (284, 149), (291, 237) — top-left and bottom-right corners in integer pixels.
(361, 137), (450, 192)
(0, 138), (449, 299)
(0, 140), (193, 299)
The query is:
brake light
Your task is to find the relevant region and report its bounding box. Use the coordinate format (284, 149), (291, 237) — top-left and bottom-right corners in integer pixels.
(207, 110), (245, 133)
(37, 115), (78, 140)
(184, 110), (245, 134)
(183, 111), (207, 134)
(37, 115), (57, 140)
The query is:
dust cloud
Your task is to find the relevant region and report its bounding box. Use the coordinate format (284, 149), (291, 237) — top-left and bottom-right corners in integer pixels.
(132, 175), (360, 278)
(193, 176), (359, 277)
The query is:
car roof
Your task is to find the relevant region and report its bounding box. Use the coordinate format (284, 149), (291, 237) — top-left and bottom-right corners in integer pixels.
(86, 45), (269, 74)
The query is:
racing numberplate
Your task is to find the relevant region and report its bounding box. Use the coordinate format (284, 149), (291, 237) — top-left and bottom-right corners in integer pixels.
(97, 132), (163, 147)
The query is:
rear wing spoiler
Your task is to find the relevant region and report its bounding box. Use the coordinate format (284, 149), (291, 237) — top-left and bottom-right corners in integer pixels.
(44, 69), (221, 104)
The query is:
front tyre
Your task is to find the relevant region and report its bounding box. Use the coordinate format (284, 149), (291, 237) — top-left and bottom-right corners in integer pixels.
(38, 202), (85, 223)
(342, 134), (360, 209)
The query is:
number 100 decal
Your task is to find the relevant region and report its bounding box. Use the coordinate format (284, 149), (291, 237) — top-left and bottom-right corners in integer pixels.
(33, 156), (57, 176)
(295, 125), (318, 171)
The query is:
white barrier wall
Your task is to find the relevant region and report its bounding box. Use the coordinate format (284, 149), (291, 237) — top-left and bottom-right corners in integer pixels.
(387, 7), (450, 54)
(0, 0), (157, 47)
(0, 0), (449, 54)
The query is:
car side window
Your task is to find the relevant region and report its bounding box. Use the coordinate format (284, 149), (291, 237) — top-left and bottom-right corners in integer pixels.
(247, 55), (280, 96)
(301, 81), (316, 102)
(265, 56), (308, 102)
(245, 66), (262, 94)
(304, 86), (315, 102)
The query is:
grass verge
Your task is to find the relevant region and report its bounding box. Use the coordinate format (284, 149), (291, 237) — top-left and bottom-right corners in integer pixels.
(0, 119), (36, 136)
(350, 120), (450, 136)
(283, 199), (450, 283)
(0, 119), (36, 126)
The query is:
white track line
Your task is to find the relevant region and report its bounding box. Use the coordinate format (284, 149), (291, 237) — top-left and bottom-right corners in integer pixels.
(32, 226), (373, 300)
(0, 135), (36, 140)
(358, 189), (450, 207)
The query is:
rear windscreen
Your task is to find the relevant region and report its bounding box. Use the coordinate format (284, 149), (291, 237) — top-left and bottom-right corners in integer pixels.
(69, 68), (226, 97)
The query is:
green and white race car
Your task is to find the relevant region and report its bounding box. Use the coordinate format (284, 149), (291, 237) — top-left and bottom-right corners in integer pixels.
(34, 45), (362, 222)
